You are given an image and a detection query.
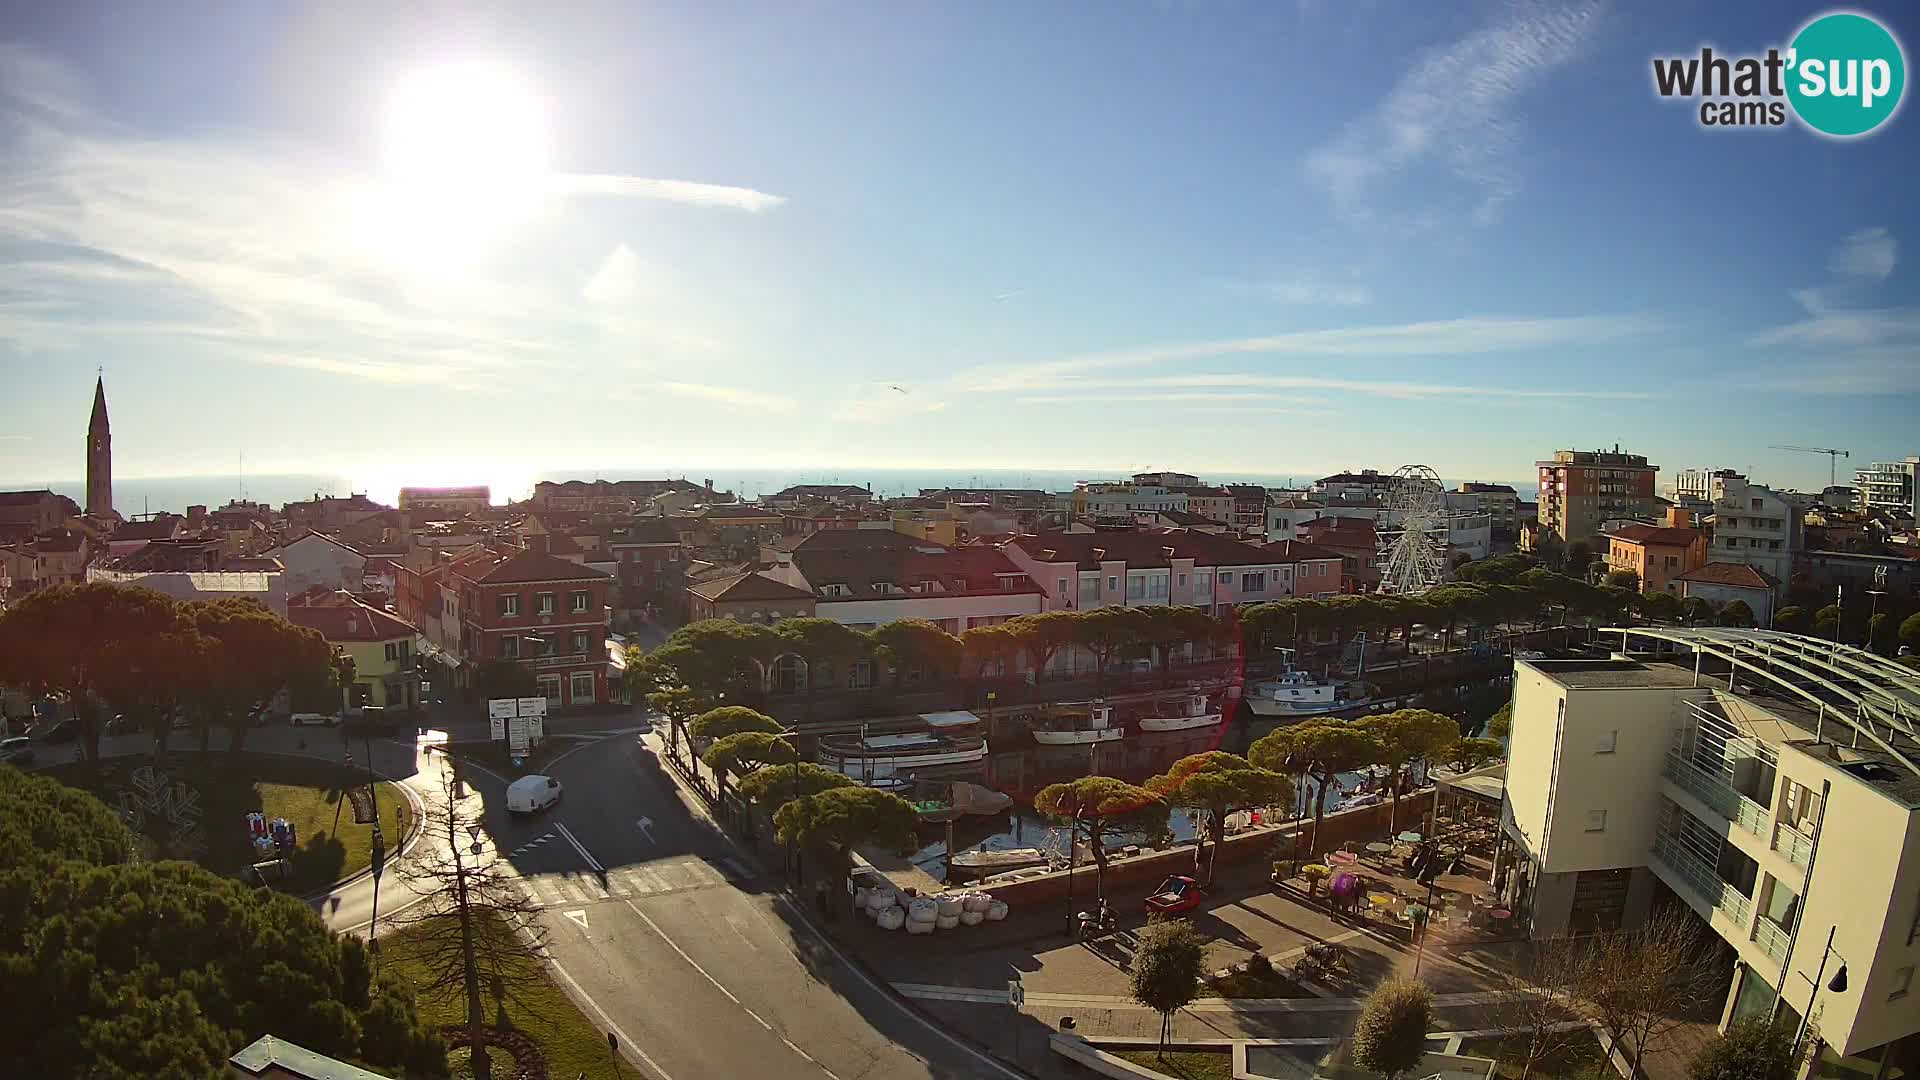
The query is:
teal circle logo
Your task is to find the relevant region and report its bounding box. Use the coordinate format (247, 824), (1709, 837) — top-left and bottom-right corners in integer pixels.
(1787, 12), (1906, 137)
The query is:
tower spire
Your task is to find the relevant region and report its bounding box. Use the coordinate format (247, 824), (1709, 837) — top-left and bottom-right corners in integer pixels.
(86, 375), (114, 518)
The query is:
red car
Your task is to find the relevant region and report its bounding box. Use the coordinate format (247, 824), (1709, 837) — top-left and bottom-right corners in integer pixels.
(1145, 875), (1206, 915)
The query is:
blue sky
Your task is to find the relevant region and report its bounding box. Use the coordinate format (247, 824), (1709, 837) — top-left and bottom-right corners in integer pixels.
(0, 0), (1914, 497)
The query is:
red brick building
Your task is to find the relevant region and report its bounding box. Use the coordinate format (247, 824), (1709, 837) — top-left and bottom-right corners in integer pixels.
(451, 549), (612, 708)
(605, 519), (683, 625)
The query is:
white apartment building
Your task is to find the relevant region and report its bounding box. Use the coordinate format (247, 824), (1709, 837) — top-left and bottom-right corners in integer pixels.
(1708, 473), (1801, 592)
(1855, 458), (1919, 520)
(1502, 630), (1920, 1075)
(1073, 483), (1190, 517)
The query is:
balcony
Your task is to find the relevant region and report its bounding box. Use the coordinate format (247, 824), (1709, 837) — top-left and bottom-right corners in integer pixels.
(1664, 752), (1769, 836)
(1770, 822), (1814, 869)
(1652, 832), (1753, 925)
(1752, 917), (1791, 964)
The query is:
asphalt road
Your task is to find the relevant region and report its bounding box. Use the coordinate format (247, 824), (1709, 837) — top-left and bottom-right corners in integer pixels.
(513, 729), (1029, 1080)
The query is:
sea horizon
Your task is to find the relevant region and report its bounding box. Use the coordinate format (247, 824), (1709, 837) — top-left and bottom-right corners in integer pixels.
(20, 468), (1546, 518)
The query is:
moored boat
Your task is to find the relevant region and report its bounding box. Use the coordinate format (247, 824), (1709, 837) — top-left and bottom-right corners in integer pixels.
(1032, 702), (1126, 745)
(1137, 692), (1224, 733)
(1245, 669), (1370, 717)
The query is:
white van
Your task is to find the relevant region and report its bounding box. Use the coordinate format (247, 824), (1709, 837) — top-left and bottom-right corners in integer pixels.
(506, 774), (563, 816)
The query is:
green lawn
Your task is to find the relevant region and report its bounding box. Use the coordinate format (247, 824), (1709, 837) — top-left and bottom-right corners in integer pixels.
(1458, 1033), (1611, 1080)
(380, 912), (622, 1080)
(50, 752), (404, 896)
(1111, 1049), (1235, 1080)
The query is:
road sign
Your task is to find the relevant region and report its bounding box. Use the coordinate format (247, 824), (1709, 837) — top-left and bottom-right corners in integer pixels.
(516, 696), (548, 717)
(488, 699), (519, 720)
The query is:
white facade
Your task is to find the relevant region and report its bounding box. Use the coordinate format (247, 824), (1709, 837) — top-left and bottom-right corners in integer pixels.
(88, 567), (289, 614)
(1078, 484), (1189, 516)
(1855, 458), (1919, 519)
(1707, 474), (1799, 591)
(1503, 635), (1920, 1066)
(267, 532), (367, 594)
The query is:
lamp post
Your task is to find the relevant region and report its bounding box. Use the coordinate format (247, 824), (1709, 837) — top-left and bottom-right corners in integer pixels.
(1063, 806), (1086, 938)
(1791, 927), (1848, 1058)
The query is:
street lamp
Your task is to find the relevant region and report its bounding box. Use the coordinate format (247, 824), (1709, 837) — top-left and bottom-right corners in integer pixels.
(1792, 927), (1849, 1057)
(1063, 806), (1087, 938)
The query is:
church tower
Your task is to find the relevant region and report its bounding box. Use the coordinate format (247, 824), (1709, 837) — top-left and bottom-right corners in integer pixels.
(86, 376), (113, 518)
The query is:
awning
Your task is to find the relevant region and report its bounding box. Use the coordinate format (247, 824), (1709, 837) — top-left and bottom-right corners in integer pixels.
(1438, 761), (1506, 806)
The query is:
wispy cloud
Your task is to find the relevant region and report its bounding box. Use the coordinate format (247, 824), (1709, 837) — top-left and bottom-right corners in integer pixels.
(1831, 226), (1898, 280)
(0, 46), (774, 391)
(1256, 279), (1373, 306)
(0, 434), (30, 441)
(1104, 373), (1656, 401)
(659, 382), (796, 413)
(1305, 2), (1602, 226)
(832, 384), (949, 423)
(953, 314), (1655, 393)
(549, 175), (786, 212)
(1750, 346), (1917, 395)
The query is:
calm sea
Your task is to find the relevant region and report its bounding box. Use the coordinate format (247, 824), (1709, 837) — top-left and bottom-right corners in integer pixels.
(34, 469), (1541, 516)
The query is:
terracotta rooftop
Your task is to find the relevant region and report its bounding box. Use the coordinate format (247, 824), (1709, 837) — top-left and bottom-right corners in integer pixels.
(790, 540), (1039, 599)
(1008, 528), (1283, 569)
(688, 571), (817, 604)
(288, 597), (418, 642)
(1609, 524), (1702, 547)
(455, 549), (610, 585)
(1258, 539), (1348, 563)
(1672, 562), (1779, 589)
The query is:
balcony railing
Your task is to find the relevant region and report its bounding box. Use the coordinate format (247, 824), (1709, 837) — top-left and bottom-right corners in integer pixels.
(1664, 752), (1768, 836)
(1652, 832), (1753, 925)
(1752, 917), (1791, 964)
(1771, 822), (1814, 869)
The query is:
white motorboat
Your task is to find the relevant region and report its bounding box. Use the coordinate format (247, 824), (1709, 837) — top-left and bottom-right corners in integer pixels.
(1246, 669), (1370, 717)
(1137, 693), (1224, 733)
(817, 730), (989, 780)
(1032, 702), (1126, 746)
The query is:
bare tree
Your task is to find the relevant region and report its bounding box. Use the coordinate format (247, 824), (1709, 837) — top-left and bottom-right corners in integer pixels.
(389, 767), (550, 1080)
(1494, 939), (1591, 1080)
(1582, 906), (1724, 1080)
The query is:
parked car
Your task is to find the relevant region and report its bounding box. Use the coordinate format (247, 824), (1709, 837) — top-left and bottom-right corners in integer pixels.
(506, 774), (563, 816)
(1144, 875), (1206, 915)
(33, 718), (79, 743)
(105, 714), (142, 735)
(289, 712), (341, 727)
(0, 736), (34, 766)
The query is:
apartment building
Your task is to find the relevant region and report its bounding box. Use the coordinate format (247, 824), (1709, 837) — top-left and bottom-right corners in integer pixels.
(1002, 527), (1321, 614)
(1132, 471), (1201, 489)
(396, 486), (491, 515)
(1225, 486), (1269, 534)
(1855, 458), (1919, 520)
(1071, 483), (1190, 517)
(1708, 473), (1801, 591)
(1502, 631), (1920, 1074)
(1538, 448), (1660, 542)
(1266, 499), (1324, 542)
(1312, 470), (1394, 503)
(287, 592), (422, 711)
(765, 528), (1042, 632)
(1450, 483), (1522, 536)
(1167, 486), (1235, 524)
(1607, 512), (1708, 595)
(450, 549), (612, 708)
(605, 519), (684, 623)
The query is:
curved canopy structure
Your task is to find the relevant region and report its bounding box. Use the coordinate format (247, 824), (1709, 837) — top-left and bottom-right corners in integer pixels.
(1601, 626), (1920, 779)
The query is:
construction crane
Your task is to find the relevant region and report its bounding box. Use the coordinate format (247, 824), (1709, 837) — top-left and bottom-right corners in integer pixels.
(1769, 445), (1851, 487)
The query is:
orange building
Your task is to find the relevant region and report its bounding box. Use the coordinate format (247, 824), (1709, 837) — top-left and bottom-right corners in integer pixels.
(1606, 509), (1707, 595)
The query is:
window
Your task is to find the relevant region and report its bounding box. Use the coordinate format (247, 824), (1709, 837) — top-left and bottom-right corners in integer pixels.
(1585, 810), (1607, 832)
(570, 672), (595, 703)
(529, 635), (554, 657)
(1752, 498), (1764, 511)
(571, 631), (589, 654)
(1317, 562), (1328, 577)
(536, 591), (555, 615)
(570, 590), (590, 613)
(1595, 730), (1617, 753)
(499, 593), (520, 616)
(500, 634), (520, 659)
(1243, 572), (1265, 593)
(1178, 573), (1187, 587)
(1057, 577), (1068, 596)
(1219, 571), (1234, 586)
(1890, 966), (1914, 1001)
(1108, 575), (1119, 592)
(538, 674), (561, 702)
(1127, 574), (1145, 600)
(384, 640), (412, 662)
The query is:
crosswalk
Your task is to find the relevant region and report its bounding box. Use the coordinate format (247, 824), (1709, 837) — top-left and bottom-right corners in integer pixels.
(519, 855), (748, 908)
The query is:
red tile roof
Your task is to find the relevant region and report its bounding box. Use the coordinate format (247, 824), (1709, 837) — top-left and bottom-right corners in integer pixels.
(1258, 540), (1348, 563)
(288, 598), (419, 642)
(1008, 528), (1281, 569)
(1609, 524), (1701, 547)
(688, 572), (817, 604)
(456, 549), (610, 585)
(1672, 562), (1778, 589)
(791, 540), (1040, 598)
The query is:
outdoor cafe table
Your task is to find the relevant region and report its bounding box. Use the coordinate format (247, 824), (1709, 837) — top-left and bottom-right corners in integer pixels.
(1364, 842), (1393, 856)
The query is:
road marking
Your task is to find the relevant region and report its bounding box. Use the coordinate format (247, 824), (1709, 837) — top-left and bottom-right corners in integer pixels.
(553, 821), (604, 873)
(624, 899), (835, 1076)
(563, 909), (589, 930)
(636, 816), (656, 844)
(543, 953), (676, 1080)
(725, 915), (757, 951)
(776, 896), (1028, 1080)
(509, 832), (554, 857)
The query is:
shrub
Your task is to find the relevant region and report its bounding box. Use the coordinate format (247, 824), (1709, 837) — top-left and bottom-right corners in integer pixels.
(1351, 978), (1433, 1080)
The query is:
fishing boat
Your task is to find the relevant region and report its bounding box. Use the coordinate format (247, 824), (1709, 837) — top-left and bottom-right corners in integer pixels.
(1136, 692), (1223, 733)
(1032, 702), (1126, 746)
(1245, 669), (1370, 717)
(948, 847), (1054, 878)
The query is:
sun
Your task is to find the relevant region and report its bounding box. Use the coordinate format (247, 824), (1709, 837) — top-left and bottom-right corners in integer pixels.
(363, 61), (549, 275)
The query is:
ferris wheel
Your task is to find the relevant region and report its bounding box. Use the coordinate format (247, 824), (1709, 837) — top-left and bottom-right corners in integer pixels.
(1377, 464), (1450, 595)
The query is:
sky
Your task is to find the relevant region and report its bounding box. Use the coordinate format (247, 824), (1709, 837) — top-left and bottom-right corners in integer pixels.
(0, 0), (1914, 498)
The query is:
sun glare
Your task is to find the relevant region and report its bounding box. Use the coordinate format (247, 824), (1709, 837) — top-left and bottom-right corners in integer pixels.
(362, 61), (549, 275)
